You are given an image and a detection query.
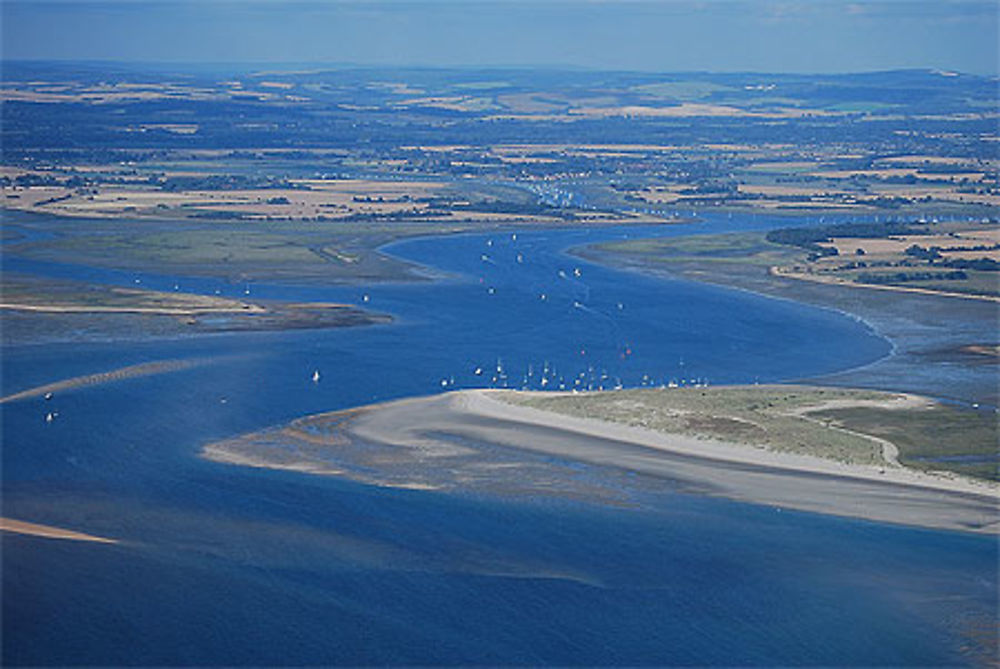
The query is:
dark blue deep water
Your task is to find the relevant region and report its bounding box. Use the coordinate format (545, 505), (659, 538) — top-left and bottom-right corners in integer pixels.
(2, 216), (996, 665)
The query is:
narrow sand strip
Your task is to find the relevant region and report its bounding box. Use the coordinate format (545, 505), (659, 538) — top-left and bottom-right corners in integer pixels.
(205, 389), (1000, 534)
(0, 302), (265, 315)
(770, 265), (1000, 303)
(0, 518), (117, 544)
(0, 358), (204, 403)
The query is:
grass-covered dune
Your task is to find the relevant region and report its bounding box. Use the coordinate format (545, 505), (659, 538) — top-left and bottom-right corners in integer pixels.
(508, 385), (998, 481)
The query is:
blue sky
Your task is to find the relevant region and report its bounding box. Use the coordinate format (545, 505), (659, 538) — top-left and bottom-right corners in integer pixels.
(2, 1), (997, 75)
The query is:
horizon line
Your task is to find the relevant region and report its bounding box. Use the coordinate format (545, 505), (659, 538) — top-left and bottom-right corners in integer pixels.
(2, 59), (995, 79)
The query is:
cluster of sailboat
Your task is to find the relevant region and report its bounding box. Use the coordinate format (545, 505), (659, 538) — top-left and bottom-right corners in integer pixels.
(436, 358), (710, 394)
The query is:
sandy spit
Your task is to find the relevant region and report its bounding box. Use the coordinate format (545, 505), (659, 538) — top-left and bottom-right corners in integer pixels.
(375, 390), (1000, 533)
(207, 389), (999, 534)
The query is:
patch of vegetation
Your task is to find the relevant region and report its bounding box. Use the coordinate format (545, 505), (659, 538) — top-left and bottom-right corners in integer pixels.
(765, 221), (926, 258)
(505, 385), (998, 481)
(894, 272), (1000, 296)
(506, 386), (891, 466)
(595, 231), (793, 266)
(813, 405), (999, 480)
(8, 222), (439, 282)
(857, 270), (968, 284)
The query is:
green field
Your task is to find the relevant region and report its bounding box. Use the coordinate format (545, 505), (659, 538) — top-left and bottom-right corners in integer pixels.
(7, 220), (463, 283)
(811, 404), (999, 480)
(596, 231), (794, 266)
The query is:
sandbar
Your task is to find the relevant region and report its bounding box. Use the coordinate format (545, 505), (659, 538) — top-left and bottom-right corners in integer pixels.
(204, 389), (1000, 534)
(0, 358), (204, 404)
(0, 518), (117, 544)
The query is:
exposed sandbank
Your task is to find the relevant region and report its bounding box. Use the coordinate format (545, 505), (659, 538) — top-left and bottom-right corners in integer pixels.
(0, 358), (204, 404)
(204, 389), (1000, 534)
(0, 302), (265, 315)
(0, 518), (117, 544)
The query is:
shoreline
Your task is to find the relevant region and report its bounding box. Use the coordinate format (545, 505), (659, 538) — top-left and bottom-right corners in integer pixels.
(573, 243), (1000, 408)
(204, 388), (1000, 535)
(769, 265), (1000, 304)
(570, 242), (904, 384)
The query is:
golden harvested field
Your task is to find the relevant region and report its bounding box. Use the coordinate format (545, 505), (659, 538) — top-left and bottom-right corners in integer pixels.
(567, 103), (839, 119)
(818, 229), (1000, 258)
(740, 161), (822, 173)
(0, 166), (55, 179)
(0, 80), (305, 105)
(495, 143), (684, 153)
(2, 186), (73, 207)
(867, 184), (1000, 207)
(874, 155), (987, 166)
(810, 167), (988, 181)
(396, 95), (497, 112)
(738, 184), (853, 197)
(493, 155), (560, 164)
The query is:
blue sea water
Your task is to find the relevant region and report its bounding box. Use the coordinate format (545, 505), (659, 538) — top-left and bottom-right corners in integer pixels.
(2, 215), (996, 665)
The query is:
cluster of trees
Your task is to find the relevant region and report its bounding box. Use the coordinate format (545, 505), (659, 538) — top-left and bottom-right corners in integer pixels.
(0, 173), (92, 188)
(904, 244), (999, 271)
(766, 221), (926, 260)
(938, 257), (1000, 271)
(857, 270), (968, 284)
(157, 175), (299, 192)
(904, 244), (942, 260)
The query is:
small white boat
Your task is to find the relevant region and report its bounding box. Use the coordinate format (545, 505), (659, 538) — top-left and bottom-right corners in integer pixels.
(312, 370), (321, 383)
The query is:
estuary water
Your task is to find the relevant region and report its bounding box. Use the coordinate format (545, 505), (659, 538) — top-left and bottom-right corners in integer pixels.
(2, 214), (996, 665)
